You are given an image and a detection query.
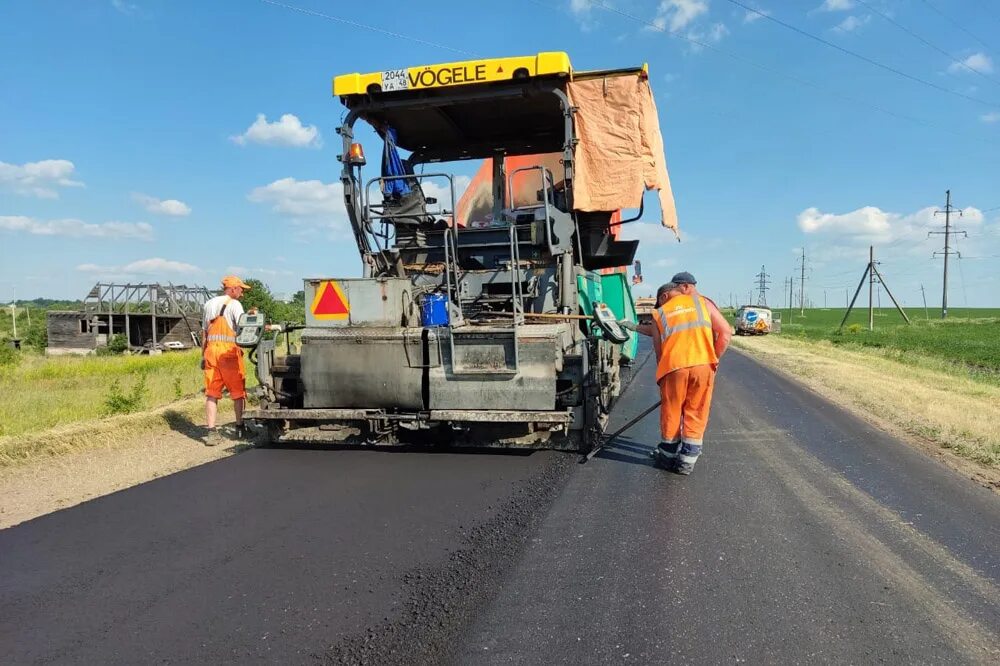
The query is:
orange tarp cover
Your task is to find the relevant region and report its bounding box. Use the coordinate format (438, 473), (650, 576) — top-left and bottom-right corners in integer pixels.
(566, 76), (678, 234)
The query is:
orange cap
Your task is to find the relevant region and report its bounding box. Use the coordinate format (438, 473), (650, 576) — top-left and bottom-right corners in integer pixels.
(221, 275), (251, 290)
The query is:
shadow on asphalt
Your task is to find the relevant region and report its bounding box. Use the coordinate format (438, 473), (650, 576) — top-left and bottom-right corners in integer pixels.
(593, 435), (659, 468)
(255, 439), (545, 458)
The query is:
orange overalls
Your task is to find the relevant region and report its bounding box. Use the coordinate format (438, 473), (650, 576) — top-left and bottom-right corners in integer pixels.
(651, 294), (719, 466)
(203, 297), (246, 400)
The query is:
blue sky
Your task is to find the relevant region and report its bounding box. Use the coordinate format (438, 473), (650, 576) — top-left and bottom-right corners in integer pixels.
(2, 0), (998, 308)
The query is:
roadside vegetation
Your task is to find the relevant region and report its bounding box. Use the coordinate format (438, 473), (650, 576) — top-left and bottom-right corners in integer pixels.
(733, 308), (1000, 472)
(773, 307), (1000, 377)
(0, 278), (298, 467)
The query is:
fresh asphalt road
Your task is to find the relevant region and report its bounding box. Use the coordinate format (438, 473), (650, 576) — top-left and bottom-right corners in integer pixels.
(2, 342), (998, 664)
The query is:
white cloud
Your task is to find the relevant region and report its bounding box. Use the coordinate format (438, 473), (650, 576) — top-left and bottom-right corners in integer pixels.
(652, 0), (709, 32)
(421, 175), (471, 212)
(0, 215), (153, 240)
(618, 221), (679, 246)
(707, 22), (729, 41)
(798, 204), (986, 248)
(248, 177), (344, 217)
(981, 112), (1000, 124)
(0, 159), (84, 199)
(743, 6), (769, 23)
(834, 15), (870, 32)
(948, 53), (994, 75)
(569, 0), (599, 31)
(132, 192), (191, 217)
(111, 0), (137, 15)
(78, 257), (201, 277)
(226, 265), (294, 279)
(818, 0), (854, 11)
(231, 113), (321, 148)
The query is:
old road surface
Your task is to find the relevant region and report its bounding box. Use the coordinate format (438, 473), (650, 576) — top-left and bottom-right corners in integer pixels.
(2, 342), (998, 665)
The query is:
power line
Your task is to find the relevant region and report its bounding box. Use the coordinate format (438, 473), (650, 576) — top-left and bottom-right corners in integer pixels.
(917, 0), (998, 57)
(550, 0), (990, 138)
(257, 0), (476, 56)
(725, 0), (1000, 109)
(854, 0), (1000, 87)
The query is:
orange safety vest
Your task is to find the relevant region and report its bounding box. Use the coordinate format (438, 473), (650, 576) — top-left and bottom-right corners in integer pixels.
(652, 293), (719, 380)
(204, 297), (243, 370)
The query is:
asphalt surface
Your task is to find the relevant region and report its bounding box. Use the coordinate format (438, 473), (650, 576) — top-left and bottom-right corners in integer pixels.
(2, 341), (998, 664)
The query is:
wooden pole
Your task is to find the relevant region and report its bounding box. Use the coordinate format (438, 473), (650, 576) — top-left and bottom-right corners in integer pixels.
(839, 262), (871, 332)
(868, 246), (874, 331)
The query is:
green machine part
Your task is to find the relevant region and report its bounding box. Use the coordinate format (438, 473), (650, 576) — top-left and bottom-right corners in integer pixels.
(576, 271), (639, 362)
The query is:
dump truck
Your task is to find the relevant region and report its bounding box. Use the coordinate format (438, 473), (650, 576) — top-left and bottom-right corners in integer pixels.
(242, 52), (677, 452)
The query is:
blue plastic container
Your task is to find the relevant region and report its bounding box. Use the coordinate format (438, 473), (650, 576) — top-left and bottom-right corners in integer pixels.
(420, 293), (450, 327)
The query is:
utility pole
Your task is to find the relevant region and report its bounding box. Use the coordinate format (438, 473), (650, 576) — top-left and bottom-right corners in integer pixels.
(840, 245), (911, 331)
(798, 248), (807, 315)
(788, 276), (794, 323)
(9, 287), (16, 340)
(920, 284), (929, 319)
(930, 190), (966, 319)
(754, 265), (771, 306)
(868, 246), (875, 330)
(824, 290), (827, 309)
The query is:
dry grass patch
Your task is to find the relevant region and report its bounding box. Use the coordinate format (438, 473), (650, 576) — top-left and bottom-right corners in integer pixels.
(0, 397), (236, 469)
(733, 336), (1000, 470)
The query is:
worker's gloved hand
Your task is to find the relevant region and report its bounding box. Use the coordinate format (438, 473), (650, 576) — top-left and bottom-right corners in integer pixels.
(200, 357), (206, 371)
(618, 319), (639, 332)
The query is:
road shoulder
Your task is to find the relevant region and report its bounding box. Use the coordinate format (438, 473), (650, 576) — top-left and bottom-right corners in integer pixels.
(0, 405), (243, 529)
(732, 335), (1000, 493)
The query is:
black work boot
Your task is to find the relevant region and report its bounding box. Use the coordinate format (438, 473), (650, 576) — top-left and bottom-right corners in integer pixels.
(652, 441), (680, 470)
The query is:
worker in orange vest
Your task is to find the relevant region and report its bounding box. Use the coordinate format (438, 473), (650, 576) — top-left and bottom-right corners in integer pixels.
(201, 275), (252, 445)
(627, 272), (732, 474)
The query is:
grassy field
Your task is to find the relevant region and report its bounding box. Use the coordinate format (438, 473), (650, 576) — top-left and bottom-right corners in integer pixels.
(0, 350), (207, 439)
(765, 307), (1000, 378)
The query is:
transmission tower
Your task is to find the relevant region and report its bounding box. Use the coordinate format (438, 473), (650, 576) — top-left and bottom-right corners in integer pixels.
(795, 248), (810, 314)
(754, 265), (771, 306)
(929, 189), (966, 319)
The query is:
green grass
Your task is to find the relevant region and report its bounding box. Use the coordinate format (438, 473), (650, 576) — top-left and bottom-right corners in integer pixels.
(766, 307), (1000, 378)
(0, 350), (206, 438)
(0, 348), (261, 440)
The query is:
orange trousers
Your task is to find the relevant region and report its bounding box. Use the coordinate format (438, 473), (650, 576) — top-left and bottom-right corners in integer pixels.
(658, 364), (716, 445)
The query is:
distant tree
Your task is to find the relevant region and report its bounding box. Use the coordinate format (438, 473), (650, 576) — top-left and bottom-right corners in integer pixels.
(25, 316), (47, 349)
(240, 278), (279, 320)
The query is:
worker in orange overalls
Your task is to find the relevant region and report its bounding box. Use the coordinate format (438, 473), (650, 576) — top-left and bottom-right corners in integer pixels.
(201, 275), (252, 445)
(629, 272), (732, 475)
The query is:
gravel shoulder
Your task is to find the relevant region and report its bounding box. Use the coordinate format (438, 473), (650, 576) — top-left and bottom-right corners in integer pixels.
(0, 406), (242, 530)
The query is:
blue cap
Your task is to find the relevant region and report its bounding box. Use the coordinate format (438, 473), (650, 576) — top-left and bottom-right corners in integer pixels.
(671, 271), (697, 285)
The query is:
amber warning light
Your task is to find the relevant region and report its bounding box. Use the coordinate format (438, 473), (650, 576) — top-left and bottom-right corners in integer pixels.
(348, 143), (366, 166)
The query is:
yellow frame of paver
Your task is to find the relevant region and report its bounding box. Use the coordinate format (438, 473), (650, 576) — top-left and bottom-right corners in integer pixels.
(333, 52), (573, 97)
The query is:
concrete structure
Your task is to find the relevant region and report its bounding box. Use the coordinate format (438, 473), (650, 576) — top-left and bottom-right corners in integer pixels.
(46, 283), (212, 355)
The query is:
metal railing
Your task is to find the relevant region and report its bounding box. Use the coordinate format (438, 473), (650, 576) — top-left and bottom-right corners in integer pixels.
(507, 166), (557, 255)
